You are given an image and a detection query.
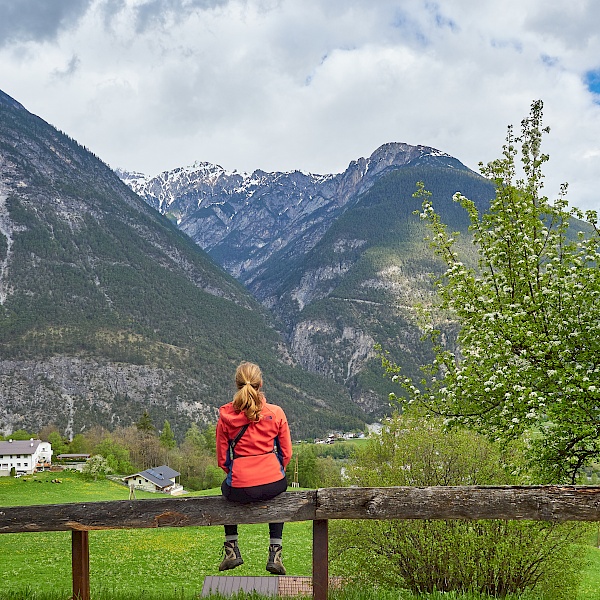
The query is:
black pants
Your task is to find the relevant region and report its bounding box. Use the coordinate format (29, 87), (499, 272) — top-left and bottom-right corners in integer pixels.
(222, 477), (287, 539)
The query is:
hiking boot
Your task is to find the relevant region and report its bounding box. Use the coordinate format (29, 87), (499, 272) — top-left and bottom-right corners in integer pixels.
(266, 544), (286, 575)
(219, 540), (243, 571)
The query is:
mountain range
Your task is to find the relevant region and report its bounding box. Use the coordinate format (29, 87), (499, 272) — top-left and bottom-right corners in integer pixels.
(0, 89), (365, 440)
(0, 87), (498, 440)
(120, 143), (495, 414)
(117, 143), (468, 287)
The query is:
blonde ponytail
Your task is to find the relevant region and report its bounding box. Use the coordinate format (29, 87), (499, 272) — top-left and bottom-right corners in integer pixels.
(233, 361), (264, 421)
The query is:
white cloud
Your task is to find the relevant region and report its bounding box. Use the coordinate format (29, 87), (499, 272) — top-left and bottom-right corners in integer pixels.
(0, 0), (93, 46)
(1, 0), (600, 212)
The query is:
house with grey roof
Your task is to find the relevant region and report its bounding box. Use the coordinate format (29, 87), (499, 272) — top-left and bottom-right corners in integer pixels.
(123, 465), (183, 495)
(0, 439), (53, 476)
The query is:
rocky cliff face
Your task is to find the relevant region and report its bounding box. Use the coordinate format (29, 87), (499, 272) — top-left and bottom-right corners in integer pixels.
(0, 357), (216, 439)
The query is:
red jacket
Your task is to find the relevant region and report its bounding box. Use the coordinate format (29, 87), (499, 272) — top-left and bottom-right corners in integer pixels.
(216, 398), (292, 488)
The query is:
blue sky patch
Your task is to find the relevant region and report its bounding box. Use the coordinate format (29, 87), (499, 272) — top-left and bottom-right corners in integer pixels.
(391, 8), (428, 46)
(490, 38), (523, 53)
(585, 69), (600, 97)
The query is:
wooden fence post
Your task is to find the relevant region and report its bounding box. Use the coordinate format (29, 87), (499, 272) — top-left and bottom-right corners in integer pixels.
(72, 530), (90, 600)
(313, 519), (328, 600)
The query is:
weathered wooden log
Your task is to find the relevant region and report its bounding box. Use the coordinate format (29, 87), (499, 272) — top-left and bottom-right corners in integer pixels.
(0, 491), (317, 534)
(315, 486), (600, 522)
(3, 486), (600, 535)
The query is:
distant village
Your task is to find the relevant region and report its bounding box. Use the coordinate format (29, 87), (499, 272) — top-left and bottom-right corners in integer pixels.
(312, 430), (367, 444)
(0, 438), (182, 495)
(1, 426), (381, 495)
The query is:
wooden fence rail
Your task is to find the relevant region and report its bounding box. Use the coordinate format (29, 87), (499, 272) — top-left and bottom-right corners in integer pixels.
(2, 486), (600, 600)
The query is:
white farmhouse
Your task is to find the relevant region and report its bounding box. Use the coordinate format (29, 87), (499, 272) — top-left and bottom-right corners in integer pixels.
(0, 439), (53, 476)
(123, 465), (183, 495)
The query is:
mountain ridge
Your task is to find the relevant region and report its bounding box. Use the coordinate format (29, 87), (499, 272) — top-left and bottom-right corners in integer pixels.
(119, 141), (494, 418)
(0, 88), (365, 440)
(119, 142), (469, 284)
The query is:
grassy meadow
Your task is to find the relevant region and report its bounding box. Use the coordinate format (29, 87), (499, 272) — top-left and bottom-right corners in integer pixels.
(0, 472), (312, 599)
(1, 472), (600, 600)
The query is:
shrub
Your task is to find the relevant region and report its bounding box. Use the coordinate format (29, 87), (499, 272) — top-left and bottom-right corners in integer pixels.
(330, 413), (590, 598)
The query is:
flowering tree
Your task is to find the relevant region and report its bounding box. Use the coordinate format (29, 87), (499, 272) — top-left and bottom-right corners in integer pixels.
(389, 101), (600, 483)
(82, 454), (112, 481)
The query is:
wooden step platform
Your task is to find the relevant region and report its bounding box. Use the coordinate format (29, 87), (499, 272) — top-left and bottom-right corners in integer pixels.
(202, 576), (342, 597)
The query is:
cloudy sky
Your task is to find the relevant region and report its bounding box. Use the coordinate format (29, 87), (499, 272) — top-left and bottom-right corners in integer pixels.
(1, 0), (600, 212)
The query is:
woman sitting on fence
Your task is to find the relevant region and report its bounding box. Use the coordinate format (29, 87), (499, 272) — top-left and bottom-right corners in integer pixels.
(216, 361), (292, 575)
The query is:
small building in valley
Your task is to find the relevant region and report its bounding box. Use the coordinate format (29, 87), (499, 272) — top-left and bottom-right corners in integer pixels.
(123, 465), (183, 495)
(56, 453), (92, 472)
(0, 439), (53, 476)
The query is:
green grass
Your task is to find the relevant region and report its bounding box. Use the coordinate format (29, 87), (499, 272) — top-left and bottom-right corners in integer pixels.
(1, 522), (313, 599)
(578, 542), (600, 600)
(1, 473), (600, 599)
(0, 472), (312, 599)
(0, 585), (592, 600)
(0, 471), (159, 506)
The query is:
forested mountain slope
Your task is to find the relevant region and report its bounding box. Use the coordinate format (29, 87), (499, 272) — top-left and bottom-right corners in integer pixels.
(0, 89), (364, 440)
(261, 166), (495, 415)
